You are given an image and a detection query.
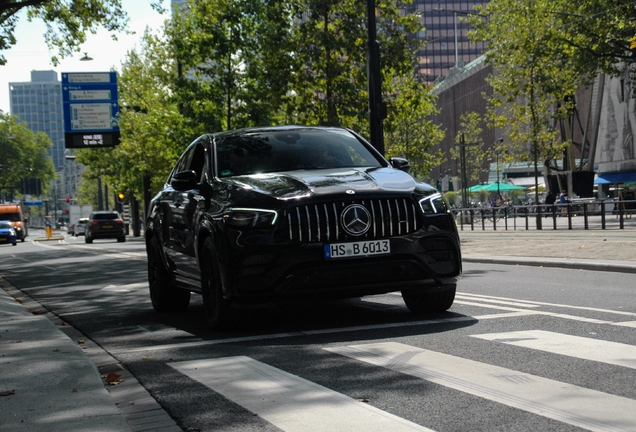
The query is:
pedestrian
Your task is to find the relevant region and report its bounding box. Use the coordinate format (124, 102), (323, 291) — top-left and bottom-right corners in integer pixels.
(545, 191), (556, 216)
(559, 190), (568, 216)
(44, 215), (52, 239)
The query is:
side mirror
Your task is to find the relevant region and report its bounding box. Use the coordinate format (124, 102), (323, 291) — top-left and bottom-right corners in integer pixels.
(171, 170), (198, 191)
(390, 157), (411, 174)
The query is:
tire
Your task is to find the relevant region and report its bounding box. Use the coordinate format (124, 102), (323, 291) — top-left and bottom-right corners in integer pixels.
(85, 235), (92, 244)
(200, 237), (233, 330)
(147, 236), (190, 312)
(401, 284), (456, 314)
(117, 236), (126, 243)
(12, 242), (16, 246)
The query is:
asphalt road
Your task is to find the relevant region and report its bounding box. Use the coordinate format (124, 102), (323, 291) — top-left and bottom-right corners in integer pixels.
(1, 230), (635, 432)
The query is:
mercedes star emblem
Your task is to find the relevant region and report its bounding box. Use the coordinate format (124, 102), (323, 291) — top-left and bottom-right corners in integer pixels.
(341, 204), (371, 236)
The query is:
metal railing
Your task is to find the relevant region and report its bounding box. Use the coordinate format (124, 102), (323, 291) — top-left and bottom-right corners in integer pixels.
(451, 199), (636, 231)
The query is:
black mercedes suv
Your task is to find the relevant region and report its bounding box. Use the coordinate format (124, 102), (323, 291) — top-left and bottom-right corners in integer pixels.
(145, 126), (461, 329)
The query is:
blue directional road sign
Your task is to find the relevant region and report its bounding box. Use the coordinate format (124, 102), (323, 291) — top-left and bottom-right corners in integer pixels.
(62, 72), (120, 148)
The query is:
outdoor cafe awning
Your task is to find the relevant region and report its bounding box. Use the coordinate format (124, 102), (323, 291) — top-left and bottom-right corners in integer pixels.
(593, 171), (636, 185)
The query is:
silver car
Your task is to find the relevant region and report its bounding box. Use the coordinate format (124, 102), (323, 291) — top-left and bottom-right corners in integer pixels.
(73, 218), (89, 236)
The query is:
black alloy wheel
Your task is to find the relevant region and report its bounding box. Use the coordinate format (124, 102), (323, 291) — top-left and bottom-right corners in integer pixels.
(200, 237), (233, 330)
(401, 284), (456, 313)
(147, 236), (190, 312)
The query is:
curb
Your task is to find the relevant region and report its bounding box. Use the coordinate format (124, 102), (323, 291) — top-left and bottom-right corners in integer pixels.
(463, 254), (636, 274)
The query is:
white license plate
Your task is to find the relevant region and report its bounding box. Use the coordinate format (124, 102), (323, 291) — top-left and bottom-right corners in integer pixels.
(324, 240), (390, 259)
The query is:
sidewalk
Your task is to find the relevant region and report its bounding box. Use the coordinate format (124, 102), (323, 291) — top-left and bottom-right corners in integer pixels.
(460, 229), (636, 273)
(0, 231), (178, 432)
(1, 230), (635, 432)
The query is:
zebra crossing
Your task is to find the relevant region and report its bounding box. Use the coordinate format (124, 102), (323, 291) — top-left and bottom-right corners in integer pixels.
(169, 329), (636, 432)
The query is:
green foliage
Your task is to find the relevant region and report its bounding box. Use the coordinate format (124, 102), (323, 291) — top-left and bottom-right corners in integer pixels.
(0, 0), (164, 65)
(88, 0), (443, 200)
(450, 112), (490, 186)
(384, 74), (445, 179)
(283, 0), (421, 133)
(0, 112), (55, 194)
(77, 27), (197, 200)
(468, 0), (576, 166)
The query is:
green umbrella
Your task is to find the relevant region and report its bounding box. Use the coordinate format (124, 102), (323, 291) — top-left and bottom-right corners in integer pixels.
(479, 182), (526, 192)
(467, 183), (488, 192)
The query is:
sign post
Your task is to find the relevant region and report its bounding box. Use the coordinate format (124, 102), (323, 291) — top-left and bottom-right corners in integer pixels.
(61, 72), (120, 148)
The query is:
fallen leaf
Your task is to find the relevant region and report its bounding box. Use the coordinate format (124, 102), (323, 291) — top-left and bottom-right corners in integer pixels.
(14, 298), (22, 303)
(32, 310), (45, 315)
(105, 372), (123, 385)
(77, 340), (85, 344)
(71, 388), (78, 393)
(142, 356), (150, 360)
(357, 398), (370, 403)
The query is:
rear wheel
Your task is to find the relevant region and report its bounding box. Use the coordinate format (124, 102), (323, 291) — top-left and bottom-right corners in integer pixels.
(147, 236), (190, 312)
(85, 235), (93, 244)
(200, 238), (233, 330)
(117, 236), (126, 243)
(401, 284), (456, 314)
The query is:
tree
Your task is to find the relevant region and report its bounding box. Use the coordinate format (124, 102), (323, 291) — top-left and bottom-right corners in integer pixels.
(450, 112), (490, 186)
(0, 0), (163, 65)
(0, 112), (56, 197)
(76, 26), (194, 201)
(468, 0), (578, 205)
(560, 1), (636, 83)
(384, 74), (445, 180)
(168, 0), (294, 131)
(284, 0), (421, 133)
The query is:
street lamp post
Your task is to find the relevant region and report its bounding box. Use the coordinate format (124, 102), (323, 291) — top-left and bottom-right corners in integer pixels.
(495, 138), (504, 200)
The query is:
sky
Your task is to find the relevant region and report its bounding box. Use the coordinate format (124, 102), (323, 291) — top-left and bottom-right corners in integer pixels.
(0, 0), (172, 114)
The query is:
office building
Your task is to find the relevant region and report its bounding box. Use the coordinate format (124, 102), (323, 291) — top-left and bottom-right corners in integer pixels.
(9, 70), (84, 206)
(409, 1), (490, 83)
(9, 70), (65, 170)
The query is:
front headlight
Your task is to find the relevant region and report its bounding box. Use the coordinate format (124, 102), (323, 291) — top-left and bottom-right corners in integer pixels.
(9, 229), (15, 236)
(14, 226), (21, 231)
(419, 193), (449, 215)
(223, 208), (278, 228)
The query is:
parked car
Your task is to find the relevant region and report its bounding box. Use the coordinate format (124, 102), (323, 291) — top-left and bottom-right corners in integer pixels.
(85, 211), (125, 243)
(0, 205), (27, 241)
(74, 218), (89, 236)
(145, 126), (462, 329)
(0, 220), (17, 246)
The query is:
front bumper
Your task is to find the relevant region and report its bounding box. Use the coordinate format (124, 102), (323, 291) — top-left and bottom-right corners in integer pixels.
(221, 230), (461, 300)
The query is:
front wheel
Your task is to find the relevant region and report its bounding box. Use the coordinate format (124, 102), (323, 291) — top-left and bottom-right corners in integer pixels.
(147, 236), (190, 312)
(401, 284), (456, 314)
(200, 238), (233, 330)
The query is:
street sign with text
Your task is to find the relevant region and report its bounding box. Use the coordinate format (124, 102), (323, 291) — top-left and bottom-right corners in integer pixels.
(62, 72), (120, 148)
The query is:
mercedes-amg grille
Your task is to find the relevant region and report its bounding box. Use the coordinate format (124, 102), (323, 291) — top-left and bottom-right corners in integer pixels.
(285, 198), (420, 242)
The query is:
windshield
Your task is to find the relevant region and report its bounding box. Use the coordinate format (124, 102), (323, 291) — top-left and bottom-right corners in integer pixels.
(215, 129), (383, 177)
(0, 221), (13, 229)
(92, 213), (119, 220)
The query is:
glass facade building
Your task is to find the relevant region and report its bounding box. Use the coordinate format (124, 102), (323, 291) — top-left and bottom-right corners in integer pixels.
(9, 70), (84, 203)
(408, 1), (490, 83)
(9, 70), (65, 170)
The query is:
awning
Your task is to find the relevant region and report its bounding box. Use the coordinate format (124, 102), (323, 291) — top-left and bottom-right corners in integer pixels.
(508, 177), (544, 187)
(593, 171), (636, 184)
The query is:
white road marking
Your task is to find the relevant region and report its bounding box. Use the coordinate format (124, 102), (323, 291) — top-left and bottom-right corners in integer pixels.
(455, 294), (540, 308)
(459, 292), (636, 317)
(169, 356), (435, 432)
(109, 312), (523, 355)
(325, 342), (636, 432)
(471, 330), (636, 369)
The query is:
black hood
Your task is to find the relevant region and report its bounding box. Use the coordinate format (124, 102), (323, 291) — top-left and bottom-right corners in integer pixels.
(221, 167), (420, 200)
